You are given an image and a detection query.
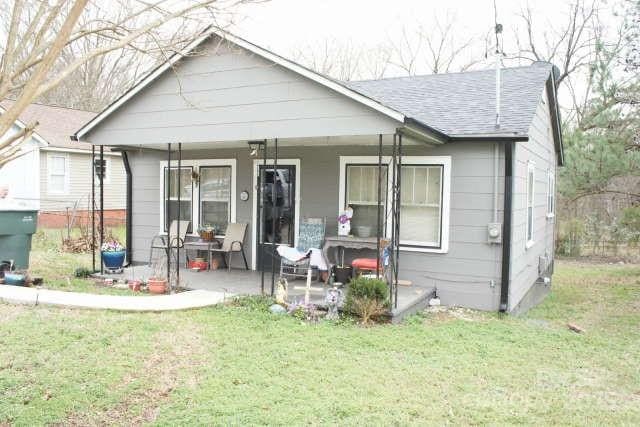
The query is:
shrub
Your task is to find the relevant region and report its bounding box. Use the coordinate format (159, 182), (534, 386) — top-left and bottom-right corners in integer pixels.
(620, 206), (640, 248)
(556, 218), (584, 257)
(74, 267), (93, 278)
(345, 276), (389, 324)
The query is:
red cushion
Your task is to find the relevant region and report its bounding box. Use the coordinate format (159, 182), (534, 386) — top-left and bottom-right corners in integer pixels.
(351, 258), (380, 270)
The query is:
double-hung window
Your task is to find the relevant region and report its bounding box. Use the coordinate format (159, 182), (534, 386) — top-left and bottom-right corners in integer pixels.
(199, 166), (232, 234)
(526, 161), (535, 248)
(160, 159), (236, 236)
(345, 164), (387, 236)
(547, 169), (555, 218)
(164, 166), (193, 233)
(340, 156), (451, 253)
(48, 153), (68, 194)
(401, 165), (443, 247)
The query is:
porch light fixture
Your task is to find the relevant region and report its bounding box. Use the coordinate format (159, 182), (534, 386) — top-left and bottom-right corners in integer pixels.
(248, 140), (264, 157)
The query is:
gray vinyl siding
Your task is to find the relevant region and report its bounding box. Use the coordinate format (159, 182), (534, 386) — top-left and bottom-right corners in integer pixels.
(39, 150), (126, 212)
(86, 36), (400, 146)
(127, 141), (505, 310)
(509, 86), (557, 311)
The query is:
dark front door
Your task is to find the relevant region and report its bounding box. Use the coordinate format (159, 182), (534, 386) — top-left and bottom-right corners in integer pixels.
(256, 165), (296, 272)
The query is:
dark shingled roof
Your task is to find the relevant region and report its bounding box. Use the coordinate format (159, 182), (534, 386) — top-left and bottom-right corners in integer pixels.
(345, 62), (553, 138)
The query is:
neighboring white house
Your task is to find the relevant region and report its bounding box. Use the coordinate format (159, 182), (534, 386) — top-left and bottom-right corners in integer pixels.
(0, 101), (126, 227)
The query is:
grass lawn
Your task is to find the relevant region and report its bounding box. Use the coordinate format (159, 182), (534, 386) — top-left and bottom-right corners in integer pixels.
(1, 246), (638, 424)
(27, 227), (138, 295)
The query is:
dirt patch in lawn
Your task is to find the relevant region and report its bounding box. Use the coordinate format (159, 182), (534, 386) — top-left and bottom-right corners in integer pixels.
(0, 304), (28, 324)
(61, 326), (208, 426)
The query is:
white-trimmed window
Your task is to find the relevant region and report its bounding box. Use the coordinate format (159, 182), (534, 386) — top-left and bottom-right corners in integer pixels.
(47, 153), (69, 194)
(164, 166), (193, 233)
(401, 165), (443, 248)
(547, 169), (555, 218)
(159, 159), (236, 236)
(345, 164), (388, 236)
(199, 165), (232, 234)
(526, 161), (535, 248)
(339, 156), (451, 253)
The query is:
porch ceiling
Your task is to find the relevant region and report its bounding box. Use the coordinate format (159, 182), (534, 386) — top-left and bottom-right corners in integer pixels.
(108, 133), (434, 152)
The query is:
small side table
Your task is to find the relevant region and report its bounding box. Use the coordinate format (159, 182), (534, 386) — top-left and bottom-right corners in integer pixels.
(183, 239), (222, 270)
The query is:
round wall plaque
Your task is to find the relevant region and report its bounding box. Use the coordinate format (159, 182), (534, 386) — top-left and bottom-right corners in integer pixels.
(240, 190), (249, 201)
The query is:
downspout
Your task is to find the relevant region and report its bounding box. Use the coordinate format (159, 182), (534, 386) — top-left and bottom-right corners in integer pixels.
(122, 152), (133, 267)
(493, 143), (499, 223)
(499, 141), (514, 312)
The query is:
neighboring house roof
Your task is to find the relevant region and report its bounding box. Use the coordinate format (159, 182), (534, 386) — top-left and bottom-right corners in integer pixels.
(1, 100), (96, 151)
(73, 28), (562, 162)
(0, 103), (48, 147)
(346, 62), (554, 138)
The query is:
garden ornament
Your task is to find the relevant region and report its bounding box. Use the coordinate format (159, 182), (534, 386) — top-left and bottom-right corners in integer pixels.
(325, 285), (343, 320)
(337, 206), (353, 236)
(275, 277), (288, 304)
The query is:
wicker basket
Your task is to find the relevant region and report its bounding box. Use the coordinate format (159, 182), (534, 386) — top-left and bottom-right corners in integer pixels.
(199, 229), (215, 241)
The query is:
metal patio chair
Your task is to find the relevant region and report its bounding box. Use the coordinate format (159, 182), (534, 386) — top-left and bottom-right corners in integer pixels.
(149, 220), (190, 265)
(209, 222), (249, 271)
(279, 217), (326, 281)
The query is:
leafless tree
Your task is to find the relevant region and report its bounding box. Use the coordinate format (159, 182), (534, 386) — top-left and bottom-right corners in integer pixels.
(292, 13), (481, 81)
(292, 39), (369, 81)
(0, 0), (259, 168)
(388, 13), (481, 76)
(512, 0), (599, 85)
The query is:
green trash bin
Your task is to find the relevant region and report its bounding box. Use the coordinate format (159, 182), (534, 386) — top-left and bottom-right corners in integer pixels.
(0, 210), (38, 269)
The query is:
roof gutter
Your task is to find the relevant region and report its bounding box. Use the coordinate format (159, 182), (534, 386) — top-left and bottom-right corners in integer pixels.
(449, 135), (528, 142)
(400, 118), (448, 144)
(546, 73), (564, 166)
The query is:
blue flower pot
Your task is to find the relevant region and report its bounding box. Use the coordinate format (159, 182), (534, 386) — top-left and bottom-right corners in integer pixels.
(4, 273), (26, 286)
(102, 250), (126, 270)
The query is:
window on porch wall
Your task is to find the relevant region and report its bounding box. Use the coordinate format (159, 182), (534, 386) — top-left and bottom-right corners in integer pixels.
(164, 166), (193, 233)
(346, 165), (388, 236)
(199, 166), (231, 234)
(400, 165), (443, 246)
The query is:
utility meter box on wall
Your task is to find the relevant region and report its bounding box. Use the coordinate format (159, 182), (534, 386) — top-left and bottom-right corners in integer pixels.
(487, 222), (502, 244)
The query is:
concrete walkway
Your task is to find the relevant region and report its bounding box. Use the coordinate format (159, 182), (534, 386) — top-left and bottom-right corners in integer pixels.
(0, 285), (229, 312)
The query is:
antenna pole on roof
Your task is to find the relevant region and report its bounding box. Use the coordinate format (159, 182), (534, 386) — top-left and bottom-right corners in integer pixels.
(494, 0), (503, 128)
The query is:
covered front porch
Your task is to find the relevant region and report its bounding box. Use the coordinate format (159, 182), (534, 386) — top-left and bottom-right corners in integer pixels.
(104, 263), (434, 320)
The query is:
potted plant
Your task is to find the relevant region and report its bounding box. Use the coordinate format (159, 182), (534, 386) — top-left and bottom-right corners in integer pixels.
(101, 239), (126, 272)
(147, 255), (168, 294)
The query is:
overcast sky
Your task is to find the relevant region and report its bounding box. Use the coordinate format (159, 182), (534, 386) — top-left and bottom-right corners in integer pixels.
(224, 0), (621, 115)
(229, 0), (608, 72)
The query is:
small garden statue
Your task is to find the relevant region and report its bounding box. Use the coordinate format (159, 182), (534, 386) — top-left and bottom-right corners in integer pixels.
(337, 206), (353, 236)
(325, 285), (343, 320)
(275, 277), (288, 304)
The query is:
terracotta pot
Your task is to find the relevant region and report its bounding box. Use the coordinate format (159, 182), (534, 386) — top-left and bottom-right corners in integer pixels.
(128, 280), (141, 292)
(147, 278), (167, 294)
